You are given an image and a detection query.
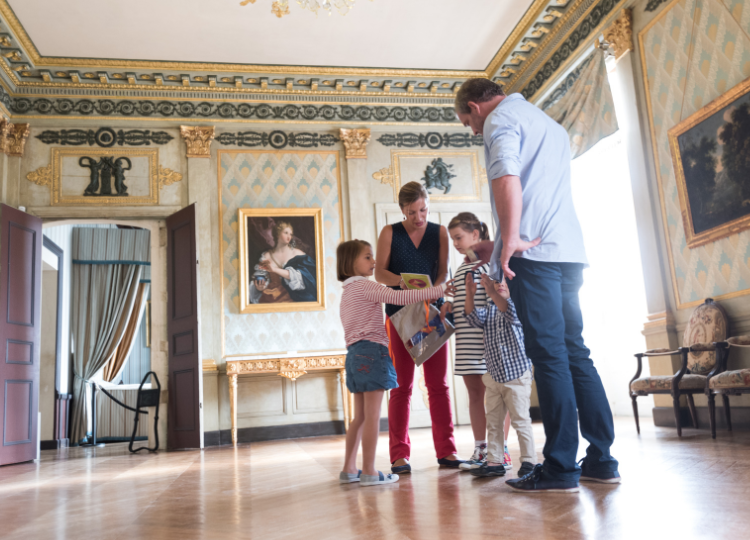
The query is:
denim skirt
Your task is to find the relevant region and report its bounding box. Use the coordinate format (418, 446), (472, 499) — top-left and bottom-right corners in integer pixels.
(345, 340), (399, 393)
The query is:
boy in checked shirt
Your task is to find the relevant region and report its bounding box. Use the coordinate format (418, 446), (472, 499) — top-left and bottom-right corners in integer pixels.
(464, 272), (537, 479)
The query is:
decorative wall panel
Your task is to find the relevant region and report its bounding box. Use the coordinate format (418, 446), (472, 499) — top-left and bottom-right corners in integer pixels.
(640, 0), (750, 308)
(219, 150), (344, 355)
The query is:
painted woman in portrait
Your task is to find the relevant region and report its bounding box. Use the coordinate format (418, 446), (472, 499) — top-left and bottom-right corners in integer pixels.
(248, 220), (317, 304)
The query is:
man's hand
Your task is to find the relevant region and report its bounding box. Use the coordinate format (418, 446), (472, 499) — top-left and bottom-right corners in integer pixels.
(499, 236), (541, 279)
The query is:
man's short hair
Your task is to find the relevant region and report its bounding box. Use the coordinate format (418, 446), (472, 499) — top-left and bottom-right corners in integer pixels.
(455, 78), (506, 114)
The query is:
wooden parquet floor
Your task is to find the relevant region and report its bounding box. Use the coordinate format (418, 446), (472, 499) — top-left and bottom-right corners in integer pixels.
(1, 417), (749, 540)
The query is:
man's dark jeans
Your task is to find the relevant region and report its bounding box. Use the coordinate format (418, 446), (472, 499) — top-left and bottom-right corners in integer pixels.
(507, 257), (618, 482)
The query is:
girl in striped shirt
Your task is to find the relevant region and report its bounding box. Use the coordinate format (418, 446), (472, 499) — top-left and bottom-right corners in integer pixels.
(337, 239), (455, 486)
(441, 213), (512, 470)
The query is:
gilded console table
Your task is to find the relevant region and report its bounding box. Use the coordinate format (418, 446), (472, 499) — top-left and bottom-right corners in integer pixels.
(226, 352), (352, 446)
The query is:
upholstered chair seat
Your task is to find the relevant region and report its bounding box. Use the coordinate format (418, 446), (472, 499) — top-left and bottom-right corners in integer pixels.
(631, 374), (706, 392)
(707, 335), (750, 438)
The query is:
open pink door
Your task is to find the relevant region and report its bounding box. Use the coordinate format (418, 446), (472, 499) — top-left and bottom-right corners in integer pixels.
(0, 205), (42, 466)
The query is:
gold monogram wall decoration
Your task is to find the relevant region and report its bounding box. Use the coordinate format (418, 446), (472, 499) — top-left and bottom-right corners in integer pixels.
(180, 126), (215, 158)
(26, 163), (52, 187)
(157, 165), (183, 188)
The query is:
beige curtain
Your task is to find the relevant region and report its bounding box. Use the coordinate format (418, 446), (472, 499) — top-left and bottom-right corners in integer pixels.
(102, 282), (150, 382)
(542, 49), (618, 159)
(69, 228), (151, 444)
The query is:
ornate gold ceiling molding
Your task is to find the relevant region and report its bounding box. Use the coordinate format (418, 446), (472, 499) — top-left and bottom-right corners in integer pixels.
(0, 0), (572, 98)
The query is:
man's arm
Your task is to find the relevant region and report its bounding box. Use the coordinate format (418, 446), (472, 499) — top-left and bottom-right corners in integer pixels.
(493, 174), (541, 279)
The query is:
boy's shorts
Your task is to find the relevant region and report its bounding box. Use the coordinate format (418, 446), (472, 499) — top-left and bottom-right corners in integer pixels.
(345, 340), (399, 393)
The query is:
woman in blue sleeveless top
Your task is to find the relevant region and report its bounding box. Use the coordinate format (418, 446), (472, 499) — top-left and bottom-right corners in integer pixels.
(375, 181), (464, 473)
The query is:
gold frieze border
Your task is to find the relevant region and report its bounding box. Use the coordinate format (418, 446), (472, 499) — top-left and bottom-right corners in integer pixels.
(637, 0), (750, 310)
(0, 0), (555, 81)
(216, 149), (345, 359)
(387, 150), (482, 202)
(668, 76), (750, 249)
(50, 147), (159, 206)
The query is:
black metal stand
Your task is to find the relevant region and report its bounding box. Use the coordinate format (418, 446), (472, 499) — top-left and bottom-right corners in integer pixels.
(129, 372), (161, 453)
(80, 381), (105, 448)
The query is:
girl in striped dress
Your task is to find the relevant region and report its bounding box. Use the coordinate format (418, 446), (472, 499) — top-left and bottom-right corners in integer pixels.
(441, 213), (512, 470)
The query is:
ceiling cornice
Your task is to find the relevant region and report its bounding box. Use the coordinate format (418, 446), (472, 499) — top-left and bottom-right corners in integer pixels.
(0, 0), (576, 99)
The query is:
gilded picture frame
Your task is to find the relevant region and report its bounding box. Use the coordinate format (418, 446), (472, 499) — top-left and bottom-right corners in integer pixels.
(668, 76), (750, 249)
(238, 207), (326, 314)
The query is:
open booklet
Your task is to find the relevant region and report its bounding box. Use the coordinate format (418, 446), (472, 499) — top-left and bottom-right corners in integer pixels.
(400, 273), (433, 290)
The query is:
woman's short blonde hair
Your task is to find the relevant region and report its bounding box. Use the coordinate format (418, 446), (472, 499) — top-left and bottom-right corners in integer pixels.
(336, 240), (371, 282)
(398, 181), (429, 209)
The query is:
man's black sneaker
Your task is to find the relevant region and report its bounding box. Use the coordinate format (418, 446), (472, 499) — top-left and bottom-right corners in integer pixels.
(470, 463), (507, 477)
(578, 458), (621, 484)
(517, 461), (536, 477)
(505, 464), (580, 493)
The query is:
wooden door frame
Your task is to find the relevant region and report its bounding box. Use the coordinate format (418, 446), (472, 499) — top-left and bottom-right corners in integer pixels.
(40, 235), (69, 450)
(40, 218), (170, 450)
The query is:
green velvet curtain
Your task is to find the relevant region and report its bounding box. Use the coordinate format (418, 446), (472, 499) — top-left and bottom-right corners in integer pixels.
(69, 228), (150, 445)
(541, 49), (618, 159)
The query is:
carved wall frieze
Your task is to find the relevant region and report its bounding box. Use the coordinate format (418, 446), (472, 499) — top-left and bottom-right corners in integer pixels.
(180, 126), (215, 158)
(602, 8), (633, 61)
(339, 128), (371, 159)
(26, 163), (52, 187)
(4, 90), (458, 124)
(521, 0), (621, 100)
(35, 128), (174, 147)
(377, 132), (483, 149)
(216, 130), (339, 149)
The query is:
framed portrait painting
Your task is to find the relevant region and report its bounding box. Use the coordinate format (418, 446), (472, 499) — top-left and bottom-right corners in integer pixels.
(668, 77), (750, 248)
(238, 208), (325, 314)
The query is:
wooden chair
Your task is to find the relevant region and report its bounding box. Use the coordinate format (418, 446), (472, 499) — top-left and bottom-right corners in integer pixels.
(707, 336), (750, 438)
(630, 299), (729, 436)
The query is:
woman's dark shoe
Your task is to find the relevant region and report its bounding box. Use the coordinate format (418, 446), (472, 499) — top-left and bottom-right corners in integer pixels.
(470, 463), (506, 477)
(391, 460), (412, 474)
(437, 457), (466, 468)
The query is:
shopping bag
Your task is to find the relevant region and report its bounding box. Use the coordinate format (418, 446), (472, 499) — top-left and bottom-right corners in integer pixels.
(389, 301), (455, 367)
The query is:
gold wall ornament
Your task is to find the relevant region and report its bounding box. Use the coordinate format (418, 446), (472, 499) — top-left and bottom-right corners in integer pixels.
(180, 126), (215, 158)
(480, 167), (488, 184)
(5, 123), (30, 156)
(372, 166), (394, 186)
(157, 165), (183, 188)
(339, 128), (371, 159)
(26, 164), (53, 188)
(602, 8), (633, 61)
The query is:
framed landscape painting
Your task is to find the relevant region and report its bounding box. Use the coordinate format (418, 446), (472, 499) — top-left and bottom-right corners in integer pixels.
(669, 77), (750, 248)
(238, 207), (325, 314)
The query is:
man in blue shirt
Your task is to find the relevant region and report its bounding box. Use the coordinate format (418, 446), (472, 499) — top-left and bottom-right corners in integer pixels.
(455, 78), (620, 493)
